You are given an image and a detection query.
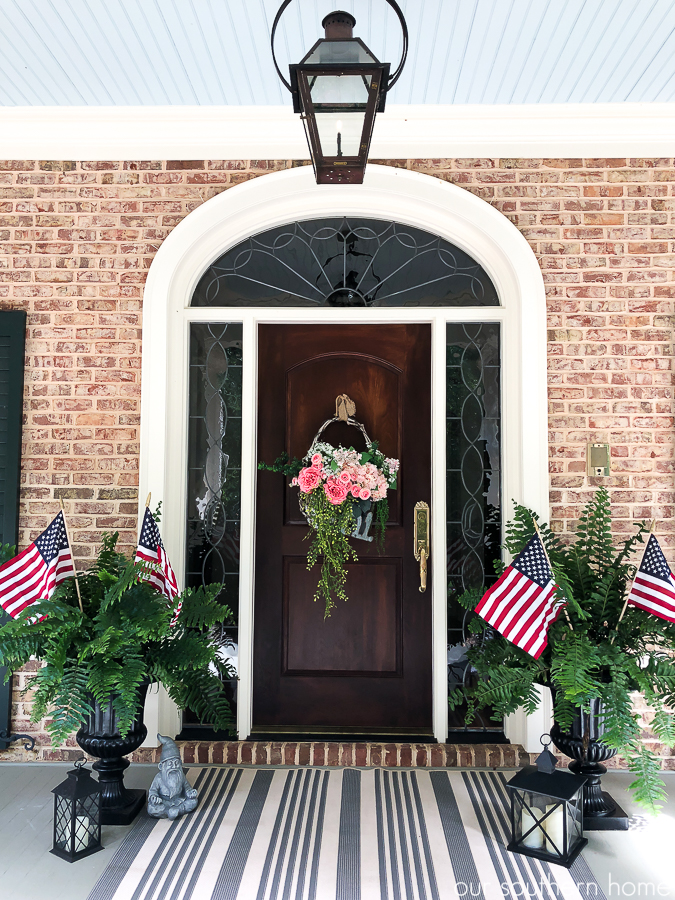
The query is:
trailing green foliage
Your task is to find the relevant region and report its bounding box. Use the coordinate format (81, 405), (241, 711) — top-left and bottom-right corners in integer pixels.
(0, 532), (236, 744)
(257, 453), (303, 479)
(452, 488), (675, 813)
(301, 490), (358, 619)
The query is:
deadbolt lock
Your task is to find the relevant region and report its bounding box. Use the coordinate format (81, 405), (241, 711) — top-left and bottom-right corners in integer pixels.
(414, 501), (430, 593)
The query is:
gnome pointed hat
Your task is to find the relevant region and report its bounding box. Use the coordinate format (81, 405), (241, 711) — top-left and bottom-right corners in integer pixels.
(157, 733), (181, 764)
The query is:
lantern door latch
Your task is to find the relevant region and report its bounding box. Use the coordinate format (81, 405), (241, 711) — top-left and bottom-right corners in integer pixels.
(414, 501), (430, 593)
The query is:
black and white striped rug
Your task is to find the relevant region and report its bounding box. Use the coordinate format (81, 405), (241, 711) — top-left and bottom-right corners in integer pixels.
(88, 767), (605, 900)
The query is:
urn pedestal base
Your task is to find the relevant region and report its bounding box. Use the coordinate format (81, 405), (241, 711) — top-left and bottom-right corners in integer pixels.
(92, 756), (147, 825)
(567, 759), (629, 831)
(98, 787), (146, 826)
(583, 793), (629, 831)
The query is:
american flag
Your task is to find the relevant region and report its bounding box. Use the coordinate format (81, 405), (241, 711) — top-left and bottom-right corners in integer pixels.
(475, 533), (565, 659)
(135, 508), (180, 616)
(627, 534), (675, 624)
(0, 512), (75, 619)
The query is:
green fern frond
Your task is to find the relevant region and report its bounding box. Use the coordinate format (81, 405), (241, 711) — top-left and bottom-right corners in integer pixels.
(627, 744), (668, 814)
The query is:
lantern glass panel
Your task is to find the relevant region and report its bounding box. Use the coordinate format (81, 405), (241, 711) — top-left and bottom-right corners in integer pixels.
(567, 794), (584, 846)
(514, 790), (549, 852)
(74, 795), (100, 852)
(309, 73), (371, 108)
(314, 109), (367, 158)
(54, 796), (72, 852)
(304, 41), (377, 65)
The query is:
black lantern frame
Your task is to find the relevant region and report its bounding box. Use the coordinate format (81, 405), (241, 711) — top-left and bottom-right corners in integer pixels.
(51, 758), (103, 863)
(506, 739), (587, 869)
(272, 2), (408, 184)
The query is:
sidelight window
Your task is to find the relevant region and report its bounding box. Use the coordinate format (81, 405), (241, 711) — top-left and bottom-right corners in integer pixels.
(446, 322), (502, 734)
(183, 323), (242, 730)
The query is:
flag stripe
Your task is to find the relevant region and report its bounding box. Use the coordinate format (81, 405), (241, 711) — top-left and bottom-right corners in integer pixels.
(631, 573), (675, 609)
(135, 508), (181, 624)
(631, 585), (675, 616)
(3, 549), (74, 616)
(475, 534), (564, 659)
(512, 583), (557, 652)
(626, 535), (675, 625)
(492, 579), (543, 632)
(0, 512), (75, 618)
(474, 567), (519, 619)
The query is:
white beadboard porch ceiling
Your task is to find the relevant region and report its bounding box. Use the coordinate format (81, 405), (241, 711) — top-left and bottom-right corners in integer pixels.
(2, 0), (675, 107)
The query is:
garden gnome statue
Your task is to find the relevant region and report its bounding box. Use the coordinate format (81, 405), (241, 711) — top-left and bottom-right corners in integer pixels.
(147, 734), (198, 820)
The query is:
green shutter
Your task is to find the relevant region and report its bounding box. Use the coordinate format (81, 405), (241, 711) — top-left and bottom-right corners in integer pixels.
(0, 311), (26, 747)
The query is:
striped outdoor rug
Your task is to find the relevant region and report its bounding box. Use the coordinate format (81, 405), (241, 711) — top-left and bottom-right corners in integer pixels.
(88, 767), (606, 900)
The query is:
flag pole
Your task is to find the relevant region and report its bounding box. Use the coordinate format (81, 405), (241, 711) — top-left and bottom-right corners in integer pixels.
(611, 518), (655, 644)
(533, 518), (573, 631)
(145, 492), (151, 508)
(59, 498), (83, 613)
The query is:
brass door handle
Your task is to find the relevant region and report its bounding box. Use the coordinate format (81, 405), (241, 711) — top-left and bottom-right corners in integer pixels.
(414, 501), (430, 593)
(419, 548), (427, 592)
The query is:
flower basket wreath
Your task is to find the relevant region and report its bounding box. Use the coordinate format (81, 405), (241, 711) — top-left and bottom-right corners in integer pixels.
(259, 395), (399, 618)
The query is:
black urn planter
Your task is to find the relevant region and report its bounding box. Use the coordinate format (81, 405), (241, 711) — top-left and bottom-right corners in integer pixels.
(76, 682), (149, 826)
(550, 698), (629, 831)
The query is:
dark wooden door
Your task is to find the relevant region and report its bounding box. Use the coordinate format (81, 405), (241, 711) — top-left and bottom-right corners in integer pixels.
(253, 324), (432, 735)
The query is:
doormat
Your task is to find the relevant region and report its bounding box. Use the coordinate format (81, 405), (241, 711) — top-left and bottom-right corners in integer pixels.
(87, 768), (605, 900)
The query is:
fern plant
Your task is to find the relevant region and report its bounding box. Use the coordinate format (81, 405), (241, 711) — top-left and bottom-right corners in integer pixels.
(451, 488), (675, 813)
(0, 532), (236, 744)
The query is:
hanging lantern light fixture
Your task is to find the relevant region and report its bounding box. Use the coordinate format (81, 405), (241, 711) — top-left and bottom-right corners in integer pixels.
(271, 2), (408, 184)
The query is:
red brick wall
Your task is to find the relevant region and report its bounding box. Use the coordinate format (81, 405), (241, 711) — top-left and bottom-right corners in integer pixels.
(1, 157), (673, 761)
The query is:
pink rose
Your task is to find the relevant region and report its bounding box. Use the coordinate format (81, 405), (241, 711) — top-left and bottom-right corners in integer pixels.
(350, 484), (360, 497)
(298, 466), (322, 493)
(291, 477), (299, 486)
(311, 453), (322, 466)
(338, 471), (351, 484)
(324, 478), (349, 505)
(359, 488), (371, 500)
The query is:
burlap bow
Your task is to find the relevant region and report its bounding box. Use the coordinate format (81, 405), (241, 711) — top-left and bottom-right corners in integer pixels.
(335, 394), (356, 422)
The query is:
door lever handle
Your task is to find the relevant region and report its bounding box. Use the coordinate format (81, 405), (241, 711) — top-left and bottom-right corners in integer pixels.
(413, 501), (430, 593)
(419, 548), (427, 592)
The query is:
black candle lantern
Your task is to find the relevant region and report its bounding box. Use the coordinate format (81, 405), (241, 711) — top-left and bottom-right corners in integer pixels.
(51, 758), (103, 863)
(506, 737), (587, 868)
(272, 1), (408, 184)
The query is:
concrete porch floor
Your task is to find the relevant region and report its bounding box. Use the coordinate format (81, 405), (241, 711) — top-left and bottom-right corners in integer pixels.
(0, 764), (673, 900)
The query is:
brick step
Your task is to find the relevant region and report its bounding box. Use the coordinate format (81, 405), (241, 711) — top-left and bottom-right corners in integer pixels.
(131, 741), (529, 768)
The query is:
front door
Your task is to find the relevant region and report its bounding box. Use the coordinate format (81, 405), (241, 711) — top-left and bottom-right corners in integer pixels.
(253, 324), (432, 735)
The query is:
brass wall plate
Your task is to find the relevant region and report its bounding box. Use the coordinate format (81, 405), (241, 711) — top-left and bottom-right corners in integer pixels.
(587, 442), (610, 477)
(414, 501), (430, 560)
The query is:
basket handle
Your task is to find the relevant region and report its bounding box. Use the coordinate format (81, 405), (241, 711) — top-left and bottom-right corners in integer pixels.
(310, 415), (372, 449)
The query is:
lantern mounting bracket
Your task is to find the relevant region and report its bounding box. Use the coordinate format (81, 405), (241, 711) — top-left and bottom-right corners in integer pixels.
(270, 0), (409, 94)
(0, 729), (36, 751)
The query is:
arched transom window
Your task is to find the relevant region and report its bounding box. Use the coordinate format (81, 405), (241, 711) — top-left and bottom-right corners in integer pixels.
(191, 218), (499, 309)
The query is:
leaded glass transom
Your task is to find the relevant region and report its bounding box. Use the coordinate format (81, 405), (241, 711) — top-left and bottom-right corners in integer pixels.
(191, 218), (499, 308)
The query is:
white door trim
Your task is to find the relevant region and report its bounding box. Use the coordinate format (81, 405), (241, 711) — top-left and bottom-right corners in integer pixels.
(139, 164), (549, 749)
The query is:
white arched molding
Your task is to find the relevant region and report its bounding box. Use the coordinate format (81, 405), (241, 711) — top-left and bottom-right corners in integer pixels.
(139, 164), (549, 748)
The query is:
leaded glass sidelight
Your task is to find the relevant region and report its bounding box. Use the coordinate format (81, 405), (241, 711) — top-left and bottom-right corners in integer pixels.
(184, 323), (242, 726)
(446, 323), (502, 732)
(191, 218), (499, 308)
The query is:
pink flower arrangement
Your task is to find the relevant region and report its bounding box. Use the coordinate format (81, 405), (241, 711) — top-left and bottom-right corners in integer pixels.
(292, 441), (399, 509)
(272, 437), (400, 619)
